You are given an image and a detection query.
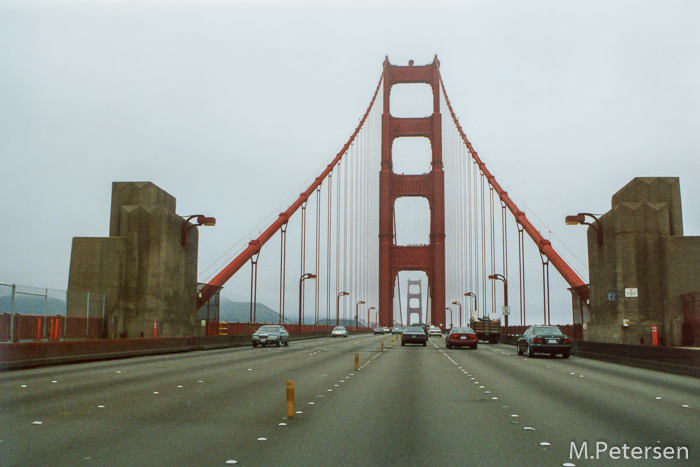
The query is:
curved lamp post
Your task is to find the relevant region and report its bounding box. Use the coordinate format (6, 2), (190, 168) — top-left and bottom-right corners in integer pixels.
(298, 273), (316, 326)
(451, 301), (462, 327)
(355, 301), (365, 329)
(565, 212), (603, 245)
(336, 291), (349, 326)
(488, 274), (508, 329)
(367, 306), (375, 329)
(464, 292), (477, 321)
(445, 307), (453, 329)
(181, 215), (216, 246)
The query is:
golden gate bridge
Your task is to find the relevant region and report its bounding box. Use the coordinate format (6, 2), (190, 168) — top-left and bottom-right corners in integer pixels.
(196, 56), (589, 332)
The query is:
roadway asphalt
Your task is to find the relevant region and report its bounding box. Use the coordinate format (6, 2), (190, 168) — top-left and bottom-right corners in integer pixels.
(1, 334), (698, 467)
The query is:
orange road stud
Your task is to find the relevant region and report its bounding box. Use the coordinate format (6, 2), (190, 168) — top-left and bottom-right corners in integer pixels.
(286, 381), (295, 418)
(354, 353), (359, 371)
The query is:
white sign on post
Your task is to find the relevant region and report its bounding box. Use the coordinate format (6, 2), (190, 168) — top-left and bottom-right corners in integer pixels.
(625, 288), (638, 298)
(502, 305), (510, 316)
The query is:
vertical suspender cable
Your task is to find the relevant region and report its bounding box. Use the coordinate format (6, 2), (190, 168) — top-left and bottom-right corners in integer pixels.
(490, 186), (496, 316)
(518, 224), (526, 325)
(343, 149), (349, 323)
(249, 252), (260, 322)
(279, 222), (288, 324)
(327, 172), (333, 327)
(480, 172), (488, 318)
(541, 254), (551, 325)
(300, 202), (307, 324)
(335, 162), (342, 324)
(315, 185), (321, 325)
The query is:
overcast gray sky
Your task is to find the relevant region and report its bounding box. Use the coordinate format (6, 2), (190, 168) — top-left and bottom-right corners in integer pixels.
(1, 0), (698, 324)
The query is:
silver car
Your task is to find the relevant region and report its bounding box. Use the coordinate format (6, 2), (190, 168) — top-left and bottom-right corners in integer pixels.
(252, 325), (290, 347)
(331, 326), (349, 338)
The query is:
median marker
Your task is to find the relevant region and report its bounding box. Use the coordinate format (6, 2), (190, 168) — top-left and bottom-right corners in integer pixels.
(381, 341), (384, 352)
(286, 381), (295, 418)
(354, 353), (359, 371)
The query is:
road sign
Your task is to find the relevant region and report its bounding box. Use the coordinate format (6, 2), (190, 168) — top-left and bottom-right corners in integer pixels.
(502, 305), (510, 316)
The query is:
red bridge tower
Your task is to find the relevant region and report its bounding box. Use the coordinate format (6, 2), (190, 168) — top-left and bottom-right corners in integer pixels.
(378, 57), (446, 328)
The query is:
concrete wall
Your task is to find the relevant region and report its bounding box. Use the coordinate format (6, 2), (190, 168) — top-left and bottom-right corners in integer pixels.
(661, 236), (700, 346)
(68, 182), (199, 338)
(585, 177), (700, 345)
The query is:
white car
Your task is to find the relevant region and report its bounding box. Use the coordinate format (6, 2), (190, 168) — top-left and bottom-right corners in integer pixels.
(428, 326), (442, 337)
(331, 326), (349, 338)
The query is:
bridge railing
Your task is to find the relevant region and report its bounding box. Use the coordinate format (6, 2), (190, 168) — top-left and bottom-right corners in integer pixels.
(206, 321), (371, 336)
(502, 324), (583, 341)
(0, 313), (105, 342)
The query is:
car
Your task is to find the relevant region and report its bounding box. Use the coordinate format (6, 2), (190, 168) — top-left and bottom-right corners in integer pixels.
(428, 326), (442, 338)
(517, 326), (572, 358)
(331, 326), (348, 338)
(391, 327), (403, 335)
(373, 327), (386, 335)
(251, 325), (289, 347)
(408, 323), (430, 339)
(445, 327), (478, 349)
(401, 325), (428, 346)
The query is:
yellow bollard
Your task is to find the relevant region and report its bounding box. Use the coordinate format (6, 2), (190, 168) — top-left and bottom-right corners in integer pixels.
(354, 353), (359, 371)
(286, 381), (295, 418)
(381, 341), (384, 352)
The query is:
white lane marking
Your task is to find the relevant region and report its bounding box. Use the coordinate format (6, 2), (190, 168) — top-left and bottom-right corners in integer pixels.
(540, 442), (551, 446)
(32, 421), (43, 425)
(225, 460), (238, 464)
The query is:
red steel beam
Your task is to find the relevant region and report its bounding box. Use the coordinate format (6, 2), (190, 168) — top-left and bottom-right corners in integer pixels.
(438, 67), (589, 300)
(197, 66), (387, 309)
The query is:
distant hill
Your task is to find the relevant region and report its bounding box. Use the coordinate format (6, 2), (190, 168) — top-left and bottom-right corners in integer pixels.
(0, 295), (66, 316)
(318, 318), (370, 327)
(215, 297), (293, 323)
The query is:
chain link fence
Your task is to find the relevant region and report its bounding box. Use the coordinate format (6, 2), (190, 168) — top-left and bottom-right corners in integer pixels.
(0, 283), (105, 342)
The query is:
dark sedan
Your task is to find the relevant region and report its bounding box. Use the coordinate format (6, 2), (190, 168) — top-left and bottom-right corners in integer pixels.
(517, 326), (572, 358)
(401, 325), (428, 346)
(252, 325), (290, 347)
(445, 327), (478, 349)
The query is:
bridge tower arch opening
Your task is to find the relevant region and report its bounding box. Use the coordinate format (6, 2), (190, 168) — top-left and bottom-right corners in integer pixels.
(379, 57), (446, 329)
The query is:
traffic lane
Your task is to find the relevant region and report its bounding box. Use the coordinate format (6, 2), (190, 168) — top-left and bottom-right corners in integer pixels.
(0, 334), (385, 467)
(445, 343), (698, 465)
(484, 343), (699, 439)
(249, 339), (564, 467)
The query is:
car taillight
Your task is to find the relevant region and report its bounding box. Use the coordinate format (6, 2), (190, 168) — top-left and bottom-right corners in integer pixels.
(532, 337), (543, 344)
(451, 334), (462, 339)
(468, 334), (477, 339)
(563, 338), (572, 344)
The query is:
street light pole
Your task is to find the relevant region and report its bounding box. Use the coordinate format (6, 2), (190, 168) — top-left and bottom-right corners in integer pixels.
(464, 292), (477, 323)
(181, 215), (216, 246)
(488, 274), (508, 329)
(355, 301), (365, 329)
(565, 212), (603, 245)
(367, 306), (375, 329)
(445, 307), (452, 329)
(299, 273), (316, 327)
(451, 301), (462, 327)
(336, 291), (349, 326)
